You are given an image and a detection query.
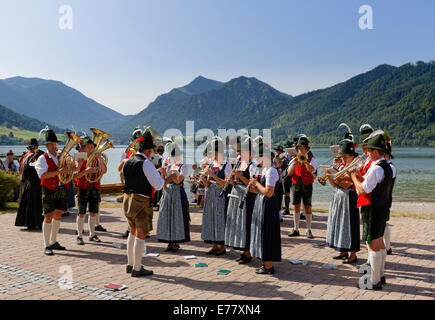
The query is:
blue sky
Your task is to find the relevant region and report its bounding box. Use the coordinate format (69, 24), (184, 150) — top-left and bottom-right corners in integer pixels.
(0, 0), (433, 115)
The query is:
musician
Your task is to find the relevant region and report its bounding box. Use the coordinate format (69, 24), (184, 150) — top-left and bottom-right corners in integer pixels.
(123, 130), (177, 277)
(201, 138), (232, 256)
(249, 148), (281, 274)
(118, 127), (143, 239)
(273, 153), (286, 222)
(35, 129), (70, 256)
(287, 136), (319, 238)
(225, 136), (258, 264)
(351, 131), (393, 290)
(73, 137), (107, 245)
(15, 138), (44, 230)
(325, 139), (360, 264)
(384, 139), (396, 255)
(156, 143), (190, 251)
(274, 145), (290, 218)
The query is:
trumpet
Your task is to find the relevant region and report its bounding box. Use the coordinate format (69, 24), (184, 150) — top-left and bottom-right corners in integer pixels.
(296, 153), (307, 164)
(58, 132), (83, 185)
(85, 128), (114, 183)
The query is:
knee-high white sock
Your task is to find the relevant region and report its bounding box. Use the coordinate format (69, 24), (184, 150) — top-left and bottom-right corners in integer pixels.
(43, 222), (52, 247)
(306, 213), (312, 230)
(50, 219), (61, 245)
(96, 212), (101, 226)
(127, 233), (136, 266)
(380, 249), (387, 277)
(384, 225), (391, 251)
(77, 216), (85, 237)
(89, 215), (96, 237)
(369, 250), (382, 285)
(293, 212), (300, 231)
(133, 238), (145, 271)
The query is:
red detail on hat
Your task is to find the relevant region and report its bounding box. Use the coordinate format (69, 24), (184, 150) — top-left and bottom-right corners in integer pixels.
(137, 136), (145, 142)
(353, 143), (358, 148)
(27, 140), (30, 144)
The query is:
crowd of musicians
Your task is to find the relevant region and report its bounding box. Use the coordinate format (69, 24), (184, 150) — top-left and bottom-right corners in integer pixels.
(11, 122), (396, 290)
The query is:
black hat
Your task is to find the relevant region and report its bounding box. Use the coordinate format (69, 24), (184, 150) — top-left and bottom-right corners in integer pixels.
(363, 130), (387, 152)
(42, 129), (59, 144)
(6, 150), (14, 156)
(339, 139), (358, 157)
(274, 145), (284, 153)
(296, 136), (310, 148)
(359, 124), (374, 145)
(28, 138), (38, 148)
(136, 131), (154, 151)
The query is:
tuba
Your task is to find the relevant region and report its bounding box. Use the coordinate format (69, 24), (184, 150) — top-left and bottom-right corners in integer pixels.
(58, 132), (83, 185)
(85, 128), (114, 183)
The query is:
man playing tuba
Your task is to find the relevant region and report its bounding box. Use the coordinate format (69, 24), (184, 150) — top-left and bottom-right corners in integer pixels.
(74, 136), (107, 245)
(35, 128), (71, 256)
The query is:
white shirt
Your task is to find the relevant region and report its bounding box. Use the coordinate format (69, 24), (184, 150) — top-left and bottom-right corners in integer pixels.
(387, 160), (397, 179)
(134, 152), (165, 191)
(361, 158), (386, 194)
(249, 163), (262, 177)
(262, 166), (279, 187)
(35, 152), (59, 179)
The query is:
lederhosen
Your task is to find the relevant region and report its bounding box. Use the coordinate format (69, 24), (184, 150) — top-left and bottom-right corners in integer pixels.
(201, 162), (230, 245)
(41, 153), (68, 215)
(76, 160), (101, 215)
(122, 154), (154, 232)
(250, 167), (282, 262)
(363, 160), (393, 241)
(156, 164), (190, 243)
(225, 161), (257, 250)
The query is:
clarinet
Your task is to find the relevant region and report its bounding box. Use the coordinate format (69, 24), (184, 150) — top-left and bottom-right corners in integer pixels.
(239, 164), (261, 209)
(219, 159), (241, 197)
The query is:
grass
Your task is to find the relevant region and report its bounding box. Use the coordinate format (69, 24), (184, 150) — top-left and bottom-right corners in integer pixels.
(390, 211), (435, 220)
(0, 202), (18, 215)
(0, 126), (65, 142)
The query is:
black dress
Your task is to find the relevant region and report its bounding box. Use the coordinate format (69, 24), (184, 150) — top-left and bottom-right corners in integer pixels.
(15, 151), (44, 229)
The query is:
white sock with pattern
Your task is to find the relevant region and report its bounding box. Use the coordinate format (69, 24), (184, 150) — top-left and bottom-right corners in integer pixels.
(293, 212), (300, 231)
(89, 215), (96, 237)
(133, 238), (145, 271)
(77, 215), (84, 237)
(369, 250), (382, 285)
(127, 233), (136, 266)
(50, 219), (61, 245)
(384, 225), (391, 251)
(43, 222), (52, 248)
(380, 248), (387, 278)
(306, 213), (312, 230)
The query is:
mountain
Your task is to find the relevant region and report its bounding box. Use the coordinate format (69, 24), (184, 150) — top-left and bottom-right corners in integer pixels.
(116, 76), (290, 138)
(0, 77), (124, 131)
(222, 61), (435, 147)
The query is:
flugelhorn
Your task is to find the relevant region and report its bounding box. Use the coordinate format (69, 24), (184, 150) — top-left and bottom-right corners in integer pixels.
(58, 132), (83, 185)
(296, 153), (307, 164)
(85, 128), (114, 183)
(329, 156), (365, 181)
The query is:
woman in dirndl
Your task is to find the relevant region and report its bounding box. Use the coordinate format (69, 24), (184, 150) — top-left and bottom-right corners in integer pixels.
(249, 148), (282, 275)
(201, 138), (232, 256)
(326, 139), (360, 264)
(225, 136), (259, 264)
(156, 143), (190, 252)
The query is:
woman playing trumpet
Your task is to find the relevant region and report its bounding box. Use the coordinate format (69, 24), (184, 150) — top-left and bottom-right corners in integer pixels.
(325, 139), (360, 264)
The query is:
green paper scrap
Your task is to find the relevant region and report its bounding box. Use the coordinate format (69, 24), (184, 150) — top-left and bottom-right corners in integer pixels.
(217, 269), (231, 275)
(195, 263), (208, 268)
(313, 242), (325, 247)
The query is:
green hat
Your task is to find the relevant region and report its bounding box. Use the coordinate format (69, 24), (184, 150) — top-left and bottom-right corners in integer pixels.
(131, 127), (143, 141)
(44, 129), (59, 144)
(136, 131), (154, 151)
(296, 136), (310, 148)
(339, 139), (358, 157)
(82, 136), (96, 147)
(363, 130), (387, 152)
(274, 145), (284, 153)
(359, 124), (373, 145)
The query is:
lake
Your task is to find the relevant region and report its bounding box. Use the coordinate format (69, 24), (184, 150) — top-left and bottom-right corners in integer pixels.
(1, 145), (434, 203)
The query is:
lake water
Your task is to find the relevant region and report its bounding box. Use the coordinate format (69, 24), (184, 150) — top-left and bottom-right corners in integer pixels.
(1, 145), (434, 203)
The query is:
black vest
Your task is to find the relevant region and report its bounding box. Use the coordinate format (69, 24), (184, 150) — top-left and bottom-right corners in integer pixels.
(123, 154), (153, 197)
(371, 160), (393, 210)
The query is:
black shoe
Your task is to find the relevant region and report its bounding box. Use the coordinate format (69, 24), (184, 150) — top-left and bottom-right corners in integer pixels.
(235, 254), (244, 262)
(146, 235), (150, 239)
(300, 214), (306, 220)
(44, 247), (54, 256)
(288, 230), (300, 237)
(77, 237), (84, 245)
(283, 210), (290, 216)
(238, 255), (252, 265)
(333, 253), (349, 260)
(255, 265), (275, 275)
(386, 248), (392, 255)
(306, 229), (314, 239)
(95, 225), (107, 232)
(131, 266), (153, 277)
(214, 249), (227, 256)
(89, 235), (101, 243)
(50, 242), (66, 250)
(122, 230), (130, 239)
(381, 276), (386, 284)
(343, 257), (358, 264)
(372, 281), (383, 290)
(126, 265), (133, 274)
(280, 219), (284, 223)
(206, 248), (218, 255)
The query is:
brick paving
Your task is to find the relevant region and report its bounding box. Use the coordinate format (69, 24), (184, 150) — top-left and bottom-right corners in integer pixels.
(0, 205), (434, 300)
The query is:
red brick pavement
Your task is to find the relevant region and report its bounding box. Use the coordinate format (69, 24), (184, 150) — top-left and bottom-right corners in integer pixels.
(0, 206), (433, 300)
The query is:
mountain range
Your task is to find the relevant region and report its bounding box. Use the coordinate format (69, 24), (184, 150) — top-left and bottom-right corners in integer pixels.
(0, 61), (433, 146)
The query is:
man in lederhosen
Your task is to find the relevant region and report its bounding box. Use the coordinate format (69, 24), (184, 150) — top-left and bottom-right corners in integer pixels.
(351, 131), (393, 290)
(74, 136), (107, 245)
(35, 129), (70, 256)
(123, 130), (177, 277)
